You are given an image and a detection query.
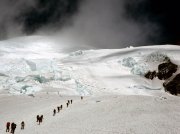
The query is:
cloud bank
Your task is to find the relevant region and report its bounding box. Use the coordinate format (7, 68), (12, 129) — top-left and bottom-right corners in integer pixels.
(0, 0), (160, 48)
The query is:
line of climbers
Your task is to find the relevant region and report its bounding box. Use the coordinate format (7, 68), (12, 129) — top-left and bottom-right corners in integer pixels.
(53, 99), (73, 116)
(5, 96), (83, 133)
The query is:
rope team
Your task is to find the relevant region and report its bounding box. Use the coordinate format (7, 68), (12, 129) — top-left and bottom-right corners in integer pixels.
(5, 96), (84, 133)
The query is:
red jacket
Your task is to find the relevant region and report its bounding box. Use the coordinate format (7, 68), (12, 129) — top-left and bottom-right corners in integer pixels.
(6, 122), (10, 127)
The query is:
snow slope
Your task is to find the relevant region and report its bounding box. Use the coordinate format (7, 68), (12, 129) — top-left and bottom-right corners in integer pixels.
(0, 36), (180, 96)
(0, 94), (180, 134)
(0, 36), (180, 134)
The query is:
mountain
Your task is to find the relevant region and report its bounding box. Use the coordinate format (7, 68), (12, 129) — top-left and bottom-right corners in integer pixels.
(0, 36), (180, 96)
(0, 36), (180, 134)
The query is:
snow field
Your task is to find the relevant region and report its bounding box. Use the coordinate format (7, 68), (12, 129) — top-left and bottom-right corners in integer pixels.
(0, 36), (180, 134)
(0, 36), (180, 96)
(0, 94), (180, 134)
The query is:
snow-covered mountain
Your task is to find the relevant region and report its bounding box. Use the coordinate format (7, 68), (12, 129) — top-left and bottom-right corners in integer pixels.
(0, 36), (180, 134)
(0, 36), (180, 96)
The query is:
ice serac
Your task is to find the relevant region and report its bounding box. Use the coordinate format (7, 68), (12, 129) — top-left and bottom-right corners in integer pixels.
(0, 36), (180, 96)
(26, 60), (37, 71)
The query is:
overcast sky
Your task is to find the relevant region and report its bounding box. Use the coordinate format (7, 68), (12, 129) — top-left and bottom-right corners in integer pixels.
(0, 0), (179, 48)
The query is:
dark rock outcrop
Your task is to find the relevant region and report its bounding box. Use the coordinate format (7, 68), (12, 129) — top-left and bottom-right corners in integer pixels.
(143, 58), (179, 95)
(145, 71), (157, 80)
(157, 61), (178, 80)
(163, 74), (180, 95)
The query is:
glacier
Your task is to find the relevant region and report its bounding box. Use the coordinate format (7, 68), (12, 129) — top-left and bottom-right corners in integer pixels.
(0, 36), (180, 96)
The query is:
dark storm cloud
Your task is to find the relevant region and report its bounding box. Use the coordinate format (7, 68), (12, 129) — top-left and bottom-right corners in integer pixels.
(124, 0), (180, 45)
(0, 0), (178, 48)
(17, 0), (81, 34)
(0, 0), (35, 39)
(0, 0), (80, 39)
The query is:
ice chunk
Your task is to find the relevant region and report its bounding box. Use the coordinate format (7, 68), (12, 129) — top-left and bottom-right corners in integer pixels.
(25, 60), (36, 71)
(0, 73), (8, 77)
(121, 57), (137, 68)
(21, 85), (32, 93)
(60, 71), (71, 81)
(131, 64), (148, 76)
(0, 59), (32, 75)
(21, 85), (41, 94)
(75, 80), (91, 95)
(54, 70), (71, 81)
(23, 75), (49, 83)
(15, 76), (25, 83)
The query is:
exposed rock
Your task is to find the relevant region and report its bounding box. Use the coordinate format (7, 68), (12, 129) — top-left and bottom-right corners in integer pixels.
(145, 71), (157, 80)
(143, 57), (179, 95)
(163, 74), (180, 95)
(157, 61), (178, 80)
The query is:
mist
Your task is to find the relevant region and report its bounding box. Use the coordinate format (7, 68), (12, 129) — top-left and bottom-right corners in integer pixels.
(59, 0), (159, 48)
(0, 0), (160, 49)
